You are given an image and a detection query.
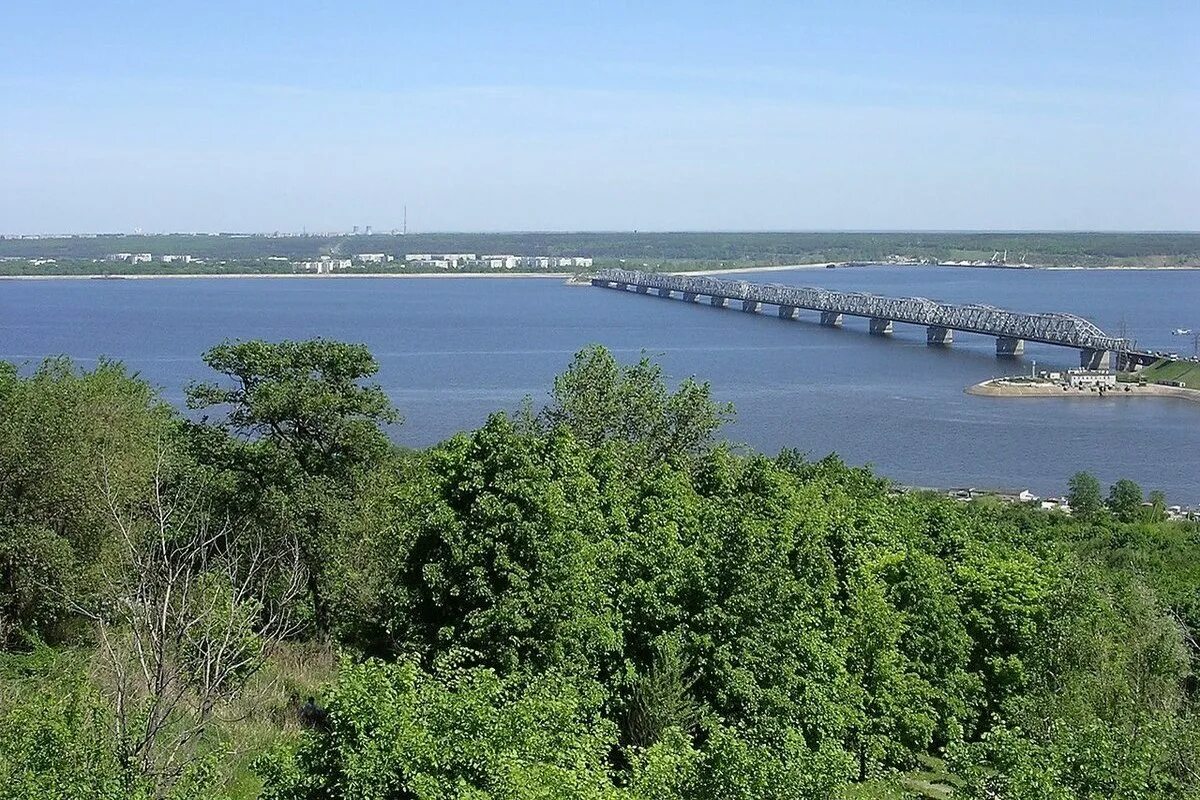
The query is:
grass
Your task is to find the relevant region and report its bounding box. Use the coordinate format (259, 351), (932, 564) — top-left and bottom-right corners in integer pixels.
(1135, 359), (1200, 387)
(843, 756), (962, 799)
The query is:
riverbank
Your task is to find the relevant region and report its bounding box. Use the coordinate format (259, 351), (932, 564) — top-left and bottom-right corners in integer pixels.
(0, 271), (574, 281)
(967, 378), (1200, 405)
(671, 262), (839, 276)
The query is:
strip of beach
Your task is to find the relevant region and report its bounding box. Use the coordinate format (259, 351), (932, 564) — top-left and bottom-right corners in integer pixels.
(967, 378), (1200, 405)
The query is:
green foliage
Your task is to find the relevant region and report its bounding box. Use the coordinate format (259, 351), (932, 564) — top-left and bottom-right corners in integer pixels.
(3, 341), (1199, 798)
(1108, 478), (1145, 523)
(187, 338), (399, 479)
(371, 413), (621, 674)
(1068, 471), (1105, 520)
(257, 659), (621, 800)
(541, 345), (733, 465)
(186, 339), (399, 635)
(0, 357), (173, 647)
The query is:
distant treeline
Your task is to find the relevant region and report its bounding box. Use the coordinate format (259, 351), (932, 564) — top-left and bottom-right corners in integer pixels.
(3, 231), (1199, 267)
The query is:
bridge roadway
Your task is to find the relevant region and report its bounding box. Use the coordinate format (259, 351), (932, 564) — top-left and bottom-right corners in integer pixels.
(592, 269), (1156, 370)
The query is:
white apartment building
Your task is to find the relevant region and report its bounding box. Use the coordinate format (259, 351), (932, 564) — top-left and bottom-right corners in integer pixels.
(160, 254), (193, 263)
(1067, 369), (1117, 389)
(356, 253), (394, 264)
(297, 257), (352, 274)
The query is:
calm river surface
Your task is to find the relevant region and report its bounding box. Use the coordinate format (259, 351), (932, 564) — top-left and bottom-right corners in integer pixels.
(2, 266), (1197, 502)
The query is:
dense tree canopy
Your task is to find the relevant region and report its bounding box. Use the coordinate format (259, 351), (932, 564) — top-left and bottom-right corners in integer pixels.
(1, 342), (1196, 800)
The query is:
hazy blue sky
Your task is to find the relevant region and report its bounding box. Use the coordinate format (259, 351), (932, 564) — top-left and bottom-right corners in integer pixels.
(2, 1), (1196, 233)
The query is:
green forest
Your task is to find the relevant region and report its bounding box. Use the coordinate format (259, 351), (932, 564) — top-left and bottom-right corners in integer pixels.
(1, 341), (1197, 799)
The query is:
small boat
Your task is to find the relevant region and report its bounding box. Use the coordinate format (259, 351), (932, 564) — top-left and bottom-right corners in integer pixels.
(1173, 328), (1192, 335)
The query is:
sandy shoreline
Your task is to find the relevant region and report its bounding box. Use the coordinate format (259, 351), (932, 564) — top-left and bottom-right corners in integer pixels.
(1, 261), (1196, 281)
(967, 379), (1200, 405)
(671, 262), (838, 276)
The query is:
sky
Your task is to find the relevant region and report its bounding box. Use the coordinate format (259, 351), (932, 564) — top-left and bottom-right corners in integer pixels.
(2, 1), (1197, 233)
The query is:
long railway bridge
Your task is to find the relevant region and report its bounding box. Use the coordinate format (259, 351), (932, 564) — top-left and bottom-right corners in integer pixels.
(591, 269), (1156, 370)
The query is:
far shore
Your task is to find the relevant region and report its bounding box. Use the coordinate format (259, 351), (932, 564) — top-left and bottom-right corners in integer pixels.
(1, 261), (1197, 282)
(0, 271), (575, 281)
(670, 262), (838, 276)
(967, 378), (1200, 405)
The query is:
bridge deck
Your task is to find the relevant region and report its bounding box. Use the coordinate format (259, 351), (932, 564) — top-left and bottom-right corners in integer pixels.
(594, 269), (1142, 357)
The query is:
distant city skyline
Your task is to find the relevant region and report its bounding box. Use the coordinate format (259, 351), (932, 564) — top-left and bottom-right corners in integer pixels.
(2, 1), (1196, 234)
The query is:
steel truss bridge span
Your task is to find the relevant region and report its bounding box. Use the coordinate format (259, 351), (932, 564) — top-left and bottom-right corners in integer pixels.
(592, 269), (1145, 368)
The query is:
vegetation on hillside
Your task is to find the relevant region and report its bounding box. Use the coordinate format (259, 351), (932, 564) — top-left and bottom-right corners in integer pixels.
(1, 343), (1197, 799)
(1136, 358), (1200, 387)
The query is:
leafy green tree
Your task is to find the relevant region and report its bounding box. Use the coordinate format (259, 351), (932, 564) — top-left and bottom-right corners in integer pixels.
(0, 357), (172, 648)
(625, 635), (701, 749)
(1107, 478), (1145, 523)
(541, 346), (732, 464)
(1147, 489), (1168, 523)
(257, 659), (623, 800)
(187, 338), (399, 478)
(1067, 471), (1105, 520)
(186, 339), (399, 635)
(372, 413), (620, 674)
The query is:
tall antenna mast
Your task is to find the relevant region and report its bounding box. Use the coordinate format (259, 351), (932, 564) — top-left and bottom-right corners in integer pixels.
(403, 205), (407, 236)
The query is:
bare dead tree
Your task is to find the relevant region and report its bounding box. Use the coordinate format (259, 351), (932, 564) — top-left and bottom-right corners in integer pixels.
(69, 447), (307, 790)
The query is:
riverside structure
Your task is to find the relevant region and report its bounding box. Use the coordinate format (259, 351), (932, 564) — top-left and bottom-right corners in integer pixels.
(592, 269), (1157, 370)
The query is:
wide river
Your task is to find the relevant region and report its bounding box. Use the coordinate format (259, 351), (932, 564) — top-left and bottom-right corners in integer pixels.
(2, 266), (1197, 502)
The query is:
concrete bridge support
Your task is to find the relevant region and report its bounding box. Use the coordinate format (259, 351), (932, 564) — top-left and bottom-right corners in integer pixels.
(996, 336), (1025, 357)
(926, 326), (953, 346)
(636, 285), (650, 294)
(710, 296), (727, 308)
(820, 312), (843, 327)
(656, 287), (672, 298)
(682, 292), (698, 303)
(778, 305), (797, 319)
(741, 300), (760, 313)
(869, 318), (894, 336)
(1115, 352), (1143, 372)
(1080, 348), (1112, 369)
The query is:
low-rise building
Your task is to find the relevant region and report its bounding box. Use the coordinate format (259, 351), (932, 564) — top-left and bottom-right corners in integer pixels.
(297, 257), (352, 274)
(1067, 369), (1117, 389)
(161, 254), (193, 263)
(356, 253), (394, 264)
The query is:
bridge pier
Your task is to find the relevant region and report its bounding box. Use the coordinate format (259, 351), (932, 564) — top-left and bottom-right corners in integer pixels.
(1080, 348), (1112, 370)
(710, 296), (727, 308)
(926, 326), (953, 346)
(820, 312), (843, 327)
(741, 300), (760, 314)
(1115, 352), (1143, 372)
(635, 285), (650, 294)
(869, 318), (894, 336)
(682, 292), (698, 303)
(778, 305), (797, 319)
(996, 336), (1025, 357)
(656, 287), (672, 298)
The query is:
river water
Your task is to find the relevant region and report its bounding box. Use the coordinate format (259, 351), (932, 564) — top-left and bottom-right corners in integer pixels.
(1, 266), (1197, 502)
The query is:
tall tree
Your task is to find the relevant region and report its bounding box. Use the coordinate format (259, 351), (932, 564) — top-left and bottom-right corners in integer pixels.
(1067, 471), (1104, 520)
(541, 345), (732, 464)
(1107, 478), (1144, 523)
(187, 339), (399, 635)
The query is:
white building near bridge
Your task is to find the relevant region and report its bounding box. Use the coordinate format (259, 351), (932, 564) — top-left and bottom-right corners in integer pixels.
(1067, 369), (1117, 389)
